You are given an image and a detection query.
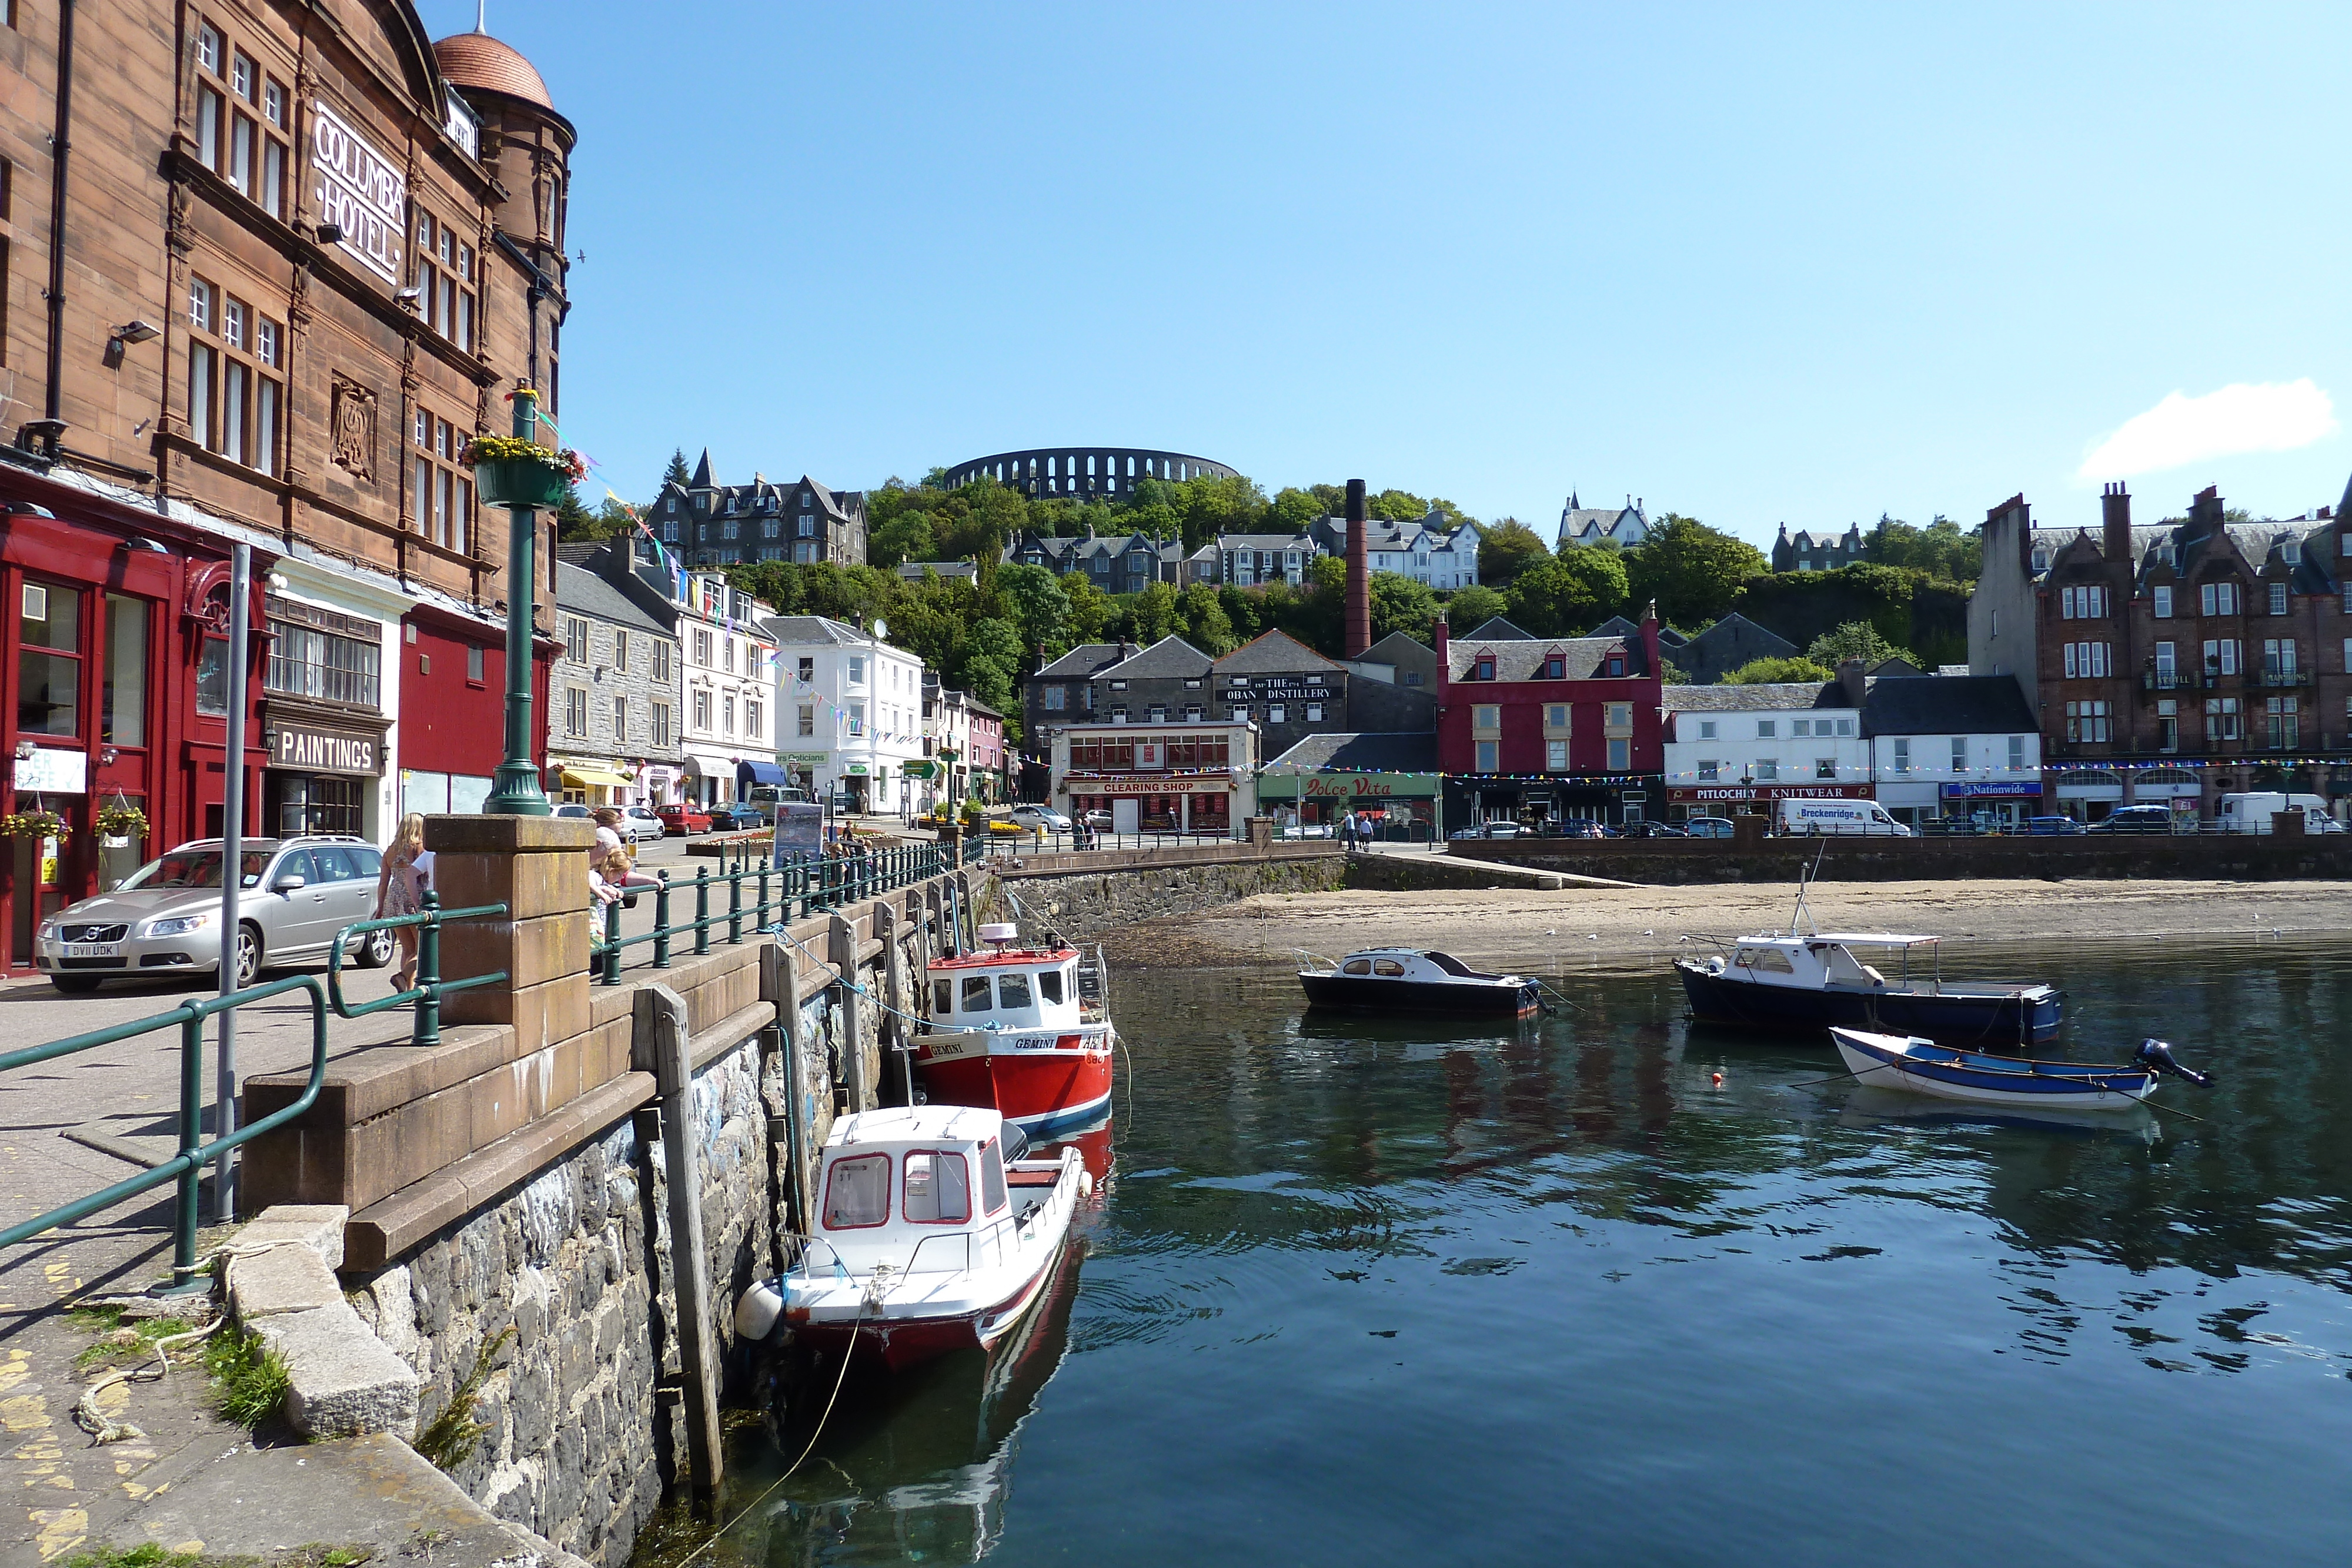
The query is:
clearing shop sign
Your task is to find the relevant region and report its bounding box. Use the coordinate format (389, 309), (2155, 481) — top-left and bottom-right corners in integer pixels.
(1060, 773), (1235, 797)
(1665, 783), (1871, 804)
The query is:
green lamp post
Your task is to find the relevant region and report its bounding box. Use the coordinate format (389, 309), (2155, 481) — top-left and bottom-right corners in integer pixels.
(472, 386), (576, 817)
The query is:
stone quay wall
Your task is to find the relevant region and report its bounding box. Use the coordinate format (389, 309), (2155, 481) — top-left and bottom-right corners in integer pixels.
(245, 814), (974, 1566)
(1446, 832), (2352, 884)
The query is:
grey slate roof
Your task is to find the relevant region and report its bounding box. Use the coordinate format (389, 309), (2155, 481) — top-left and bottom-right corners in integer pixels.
(1033, 643), (1127, 679)
(1215, 630), (1342, 675)
(758, 614), (869, 647)
(1098, 634), (1213, 680)
(895, 561), (980, 583)
(1264, 731), (1439, 773)
(1592, 615), (1686, 648)
(1858, 675), (2036, 736)
(1661, 682), (1843, 711)
(1458, 616), (1535, 640)
(1448, 634), (1644, 682)
(554, 563), (671, 638)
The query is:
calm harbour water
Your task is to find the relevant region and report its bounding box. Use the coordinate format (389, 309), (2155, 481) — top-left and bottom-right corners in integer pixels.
(677, 938), (2352, 1567)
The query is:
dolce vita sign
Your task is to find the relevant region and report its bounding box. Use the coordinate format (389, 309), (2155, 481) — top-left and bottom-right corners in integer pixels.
(310, 103), (405, 283)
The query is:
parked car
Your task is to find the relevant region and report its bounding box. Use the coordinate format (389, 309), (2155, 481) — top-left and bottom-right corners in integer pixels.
(1081, 808), (1112, 829)
(2089, 805), (2177, 834)
(1010, 804), (1073, 833)
(619, 805), (666, 843)
(1558, 820), (1617, 840)
(33, 835), (395, 994)
(1683, 817), (1738, 839)
(711, 803), (767, 832)
(657, 803), (714, 836)
(2024, 815), (2086, 835)
(1448, 820), (1524, 840)
(1620, 821), (1688, 838)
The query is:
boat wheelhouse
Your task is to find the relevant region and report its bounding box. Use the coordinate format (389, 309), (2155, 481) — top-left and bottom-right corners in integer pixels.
(734, 1104), (1089, 1371)
(916, 923), (1115, 1138)
(1676, 932), (2063, 1046)
(1296, 948), (1541, 1017)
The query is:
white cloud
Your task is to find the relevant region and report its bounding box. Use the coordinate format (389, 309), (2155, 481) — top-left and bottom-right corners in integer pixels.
(2078, 380), (2337, 481)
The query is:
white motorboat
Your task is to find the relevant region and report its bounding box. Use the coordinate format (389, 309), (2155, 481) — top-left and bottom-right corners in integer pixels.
(734, 1104), (1090, 1371)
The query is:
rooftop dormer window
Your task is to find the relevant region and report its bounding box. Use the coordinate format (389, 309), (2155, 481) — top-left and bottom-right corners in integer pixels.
(1605, 654), (1626, 677)
(2281, 539), (2300, 564)
(1473, 656), (1496, 681)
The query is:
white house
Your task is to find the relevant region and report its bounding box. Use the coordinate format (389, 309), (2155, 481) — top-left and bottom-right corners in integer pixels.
(676, 571), (776, 811)
(765, 614), (928, 815)
(1558, 494), (1650, 550)
(1859, 675), (2044, 828)
(1661, 684), (1870, 823)
(1311, 510), (1484, 591)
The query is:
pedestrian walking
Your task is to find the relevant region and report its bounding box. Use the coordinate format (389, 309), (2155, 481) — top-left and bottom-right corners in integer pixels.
(375, 812), (428, 989)
(1339, 810), (1359, 854)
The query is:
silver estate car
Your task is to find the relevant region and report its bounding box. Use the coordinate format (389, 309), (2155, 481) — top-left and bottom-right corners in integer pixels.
(33, 835), (396, 994)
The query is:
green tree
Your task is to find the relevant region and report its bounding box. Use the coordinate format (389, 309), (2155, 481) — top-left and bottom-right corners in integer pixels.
(1180, 583), (1237, 654)
(1264, 487), (1323, 532)
(1444, 584), (1508, 628)
(1623, 514), (1767, 628)
(1806, 620), (1913, 668)
(1865, 513), (1981, 581)
(958, 617), (1025, 729)
(1129, 581), (1180, 646)
(1063, 577), (1115, 644)
(1476, 517), (1548, 586)
(936, 476), (1025, 562)
(1369, 572), (1441, 644)
(1505, 549), (1629, 636)
(1724, 655), (1836, 684)
(661, 449), (692, 492)
(1218, 583), (1265, 643)
(1368, 488), (1429, 521)
(867, 509), (937, 569)
(995, 563), (1071, 666)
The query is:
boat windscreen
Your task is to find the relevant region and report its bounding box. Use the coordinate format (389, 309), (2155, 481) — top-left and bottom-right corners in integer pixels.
(1003, 1124), (1031, 1163)
(1424, 951), (1505, 981)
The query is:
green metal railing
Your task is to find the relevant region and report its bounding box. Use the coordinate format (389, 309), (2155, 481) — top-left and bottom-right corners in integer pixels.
(0, 978), (328, 1285)
(589, 841), (951, 985)
(0, 895), (509, 1275)
(325, 891), (510, 1046)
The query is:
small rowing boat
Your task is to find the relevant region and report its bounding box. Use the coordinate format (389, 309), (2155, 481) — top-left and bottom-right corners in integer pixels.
(1828, 1027), (2209, 1111)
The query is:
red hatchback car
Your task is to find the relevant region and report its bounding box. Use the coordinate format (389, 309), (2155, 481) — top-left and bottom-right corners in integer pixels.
(656, 803), (714, 835)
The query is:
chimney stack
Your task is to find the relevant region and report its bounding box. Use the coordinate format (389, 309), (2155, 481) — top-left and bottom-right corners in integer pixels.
(1344, 477), (1371, 658)
(2101, 482), (2132, 566)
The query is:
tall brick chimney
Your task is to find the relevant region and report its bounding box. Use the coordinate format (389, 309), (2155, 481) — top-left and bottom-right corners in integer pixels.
(2101, 482), (2132, 565)
(1344, 478), (1371, 658)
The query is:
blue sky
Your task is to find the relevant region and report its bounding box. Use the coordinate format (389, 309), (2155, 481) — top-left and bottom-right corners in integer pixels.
(433, 2), (2352, 547)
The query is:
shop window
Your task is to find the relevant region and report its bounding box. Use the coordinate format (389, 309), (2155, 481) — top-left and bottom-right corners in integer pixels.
(18, 580), (81, 737)
(266, 623), (380, 707)
(103, 594), (148, 748)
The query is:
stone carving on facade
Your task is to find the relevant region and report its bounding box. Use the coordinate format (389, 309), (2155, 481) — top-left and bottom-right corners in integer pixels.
(330, 376), (378, 481)
(287, 266), (313, 331)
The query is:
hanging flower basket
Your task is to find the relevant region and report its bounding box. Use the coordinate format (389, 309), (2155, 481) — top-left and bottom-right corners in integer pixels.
(0, 809), (68, 841)
(461, 435), (587, 510)
(96, 803), (149, 840)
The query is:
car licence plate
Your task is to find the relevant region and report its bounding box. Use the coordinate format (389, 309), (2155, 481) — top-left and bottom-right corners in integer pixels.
(65, 942), (121, 960)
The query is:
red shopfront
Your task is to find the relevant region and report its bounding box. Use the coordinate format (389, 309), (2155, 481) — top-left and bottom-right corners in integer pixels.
(1, 468), (271, 975)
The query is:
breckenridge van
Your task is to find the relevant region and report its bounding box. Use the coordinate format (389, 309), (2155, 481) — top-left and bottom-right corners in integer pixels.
(1775, 798), (1913, 837)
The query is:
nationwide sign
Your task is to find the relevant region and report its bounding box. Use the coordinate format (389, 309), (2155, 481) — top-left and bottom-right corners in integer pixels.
(310, 103), (405, 283)
(1939, 781), (2044, 798)
(1664, 783), (1871, 804)
(272, 723), (380, 776)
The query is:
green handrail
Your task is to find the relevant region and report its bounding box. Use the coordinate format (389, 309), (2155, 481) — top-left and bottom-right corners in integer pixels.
(0, 976), (334, 1282)
(325, 891), (510, 1046)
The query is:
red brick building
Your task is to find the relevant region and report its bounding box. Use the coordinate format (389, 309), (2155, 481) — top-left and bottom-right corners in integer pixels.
(1971, 481), (2352, 818)
(1435, 608), (1667, 827)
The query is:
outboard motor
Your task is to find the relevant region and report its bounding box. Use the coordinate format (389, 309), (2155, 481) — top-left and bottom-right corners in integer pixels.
(2134, 1038), (2213, 1086)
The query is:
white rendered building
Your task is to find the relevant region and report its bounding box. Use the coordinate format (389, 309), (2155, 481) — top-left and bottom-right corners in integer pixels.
(765, 614), (929, 815)
(676, 571), (776, 809)
(1660, 684), (1870, 822)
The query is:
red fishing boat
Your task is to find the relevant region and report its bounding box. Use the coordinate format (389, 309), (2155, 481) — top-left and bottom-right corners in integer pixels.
(915, 922), (1116, 1138)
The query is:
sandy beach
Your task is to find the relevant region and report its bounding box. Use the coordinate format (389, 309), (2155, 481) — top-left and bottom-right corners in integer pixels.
(1107, 877), (2352, 969)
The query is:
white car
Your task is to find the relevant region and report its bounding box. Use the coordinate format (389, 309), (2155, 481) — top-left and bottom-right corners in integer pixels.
(1011, 805), (1072, 833)
(620, 805), (666, 843)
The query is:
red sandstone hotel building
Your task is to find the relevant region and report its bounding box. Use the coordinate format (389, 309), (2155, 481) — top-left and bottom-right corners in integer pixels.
(0, 5), (575, 975)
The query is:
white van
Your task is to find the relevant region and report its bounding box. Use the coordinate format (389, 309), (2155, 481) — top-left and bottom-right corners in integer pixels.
(1776, 798), (1913, 837)
(2216, 792), (2342, 834)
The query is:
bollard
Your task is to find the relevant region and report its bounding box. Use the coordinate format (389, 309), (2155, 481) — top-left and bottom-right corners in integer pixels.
(414, 892), (444, 1046)
(653, 871), (672, 969)
(728, 862), (743, 945)
(173, 1005), (205, 1280)
(694, 865), (711, 956)
(603, 895), (622, 985)
(758, 860), (770, 927)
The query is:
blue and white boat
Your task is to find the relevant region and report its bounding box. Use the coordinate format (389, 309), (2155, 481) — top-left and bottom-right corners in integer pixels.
(1678, 932), (2064, 1046)
(1828, 1027), (2205, 1110)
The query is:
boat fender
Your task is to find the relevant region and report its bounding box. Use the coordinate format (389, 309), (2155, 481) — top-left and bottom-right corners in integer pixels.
(2134, 1038), (2213, 1086)
(734, 1279), (786, 1342)
(1079, 1169), (1095, 1199)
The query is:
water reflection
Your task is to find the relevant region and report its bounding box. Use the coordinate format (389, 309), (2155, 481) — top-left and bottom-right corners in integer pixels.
(674, 939), (2352, 1567)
